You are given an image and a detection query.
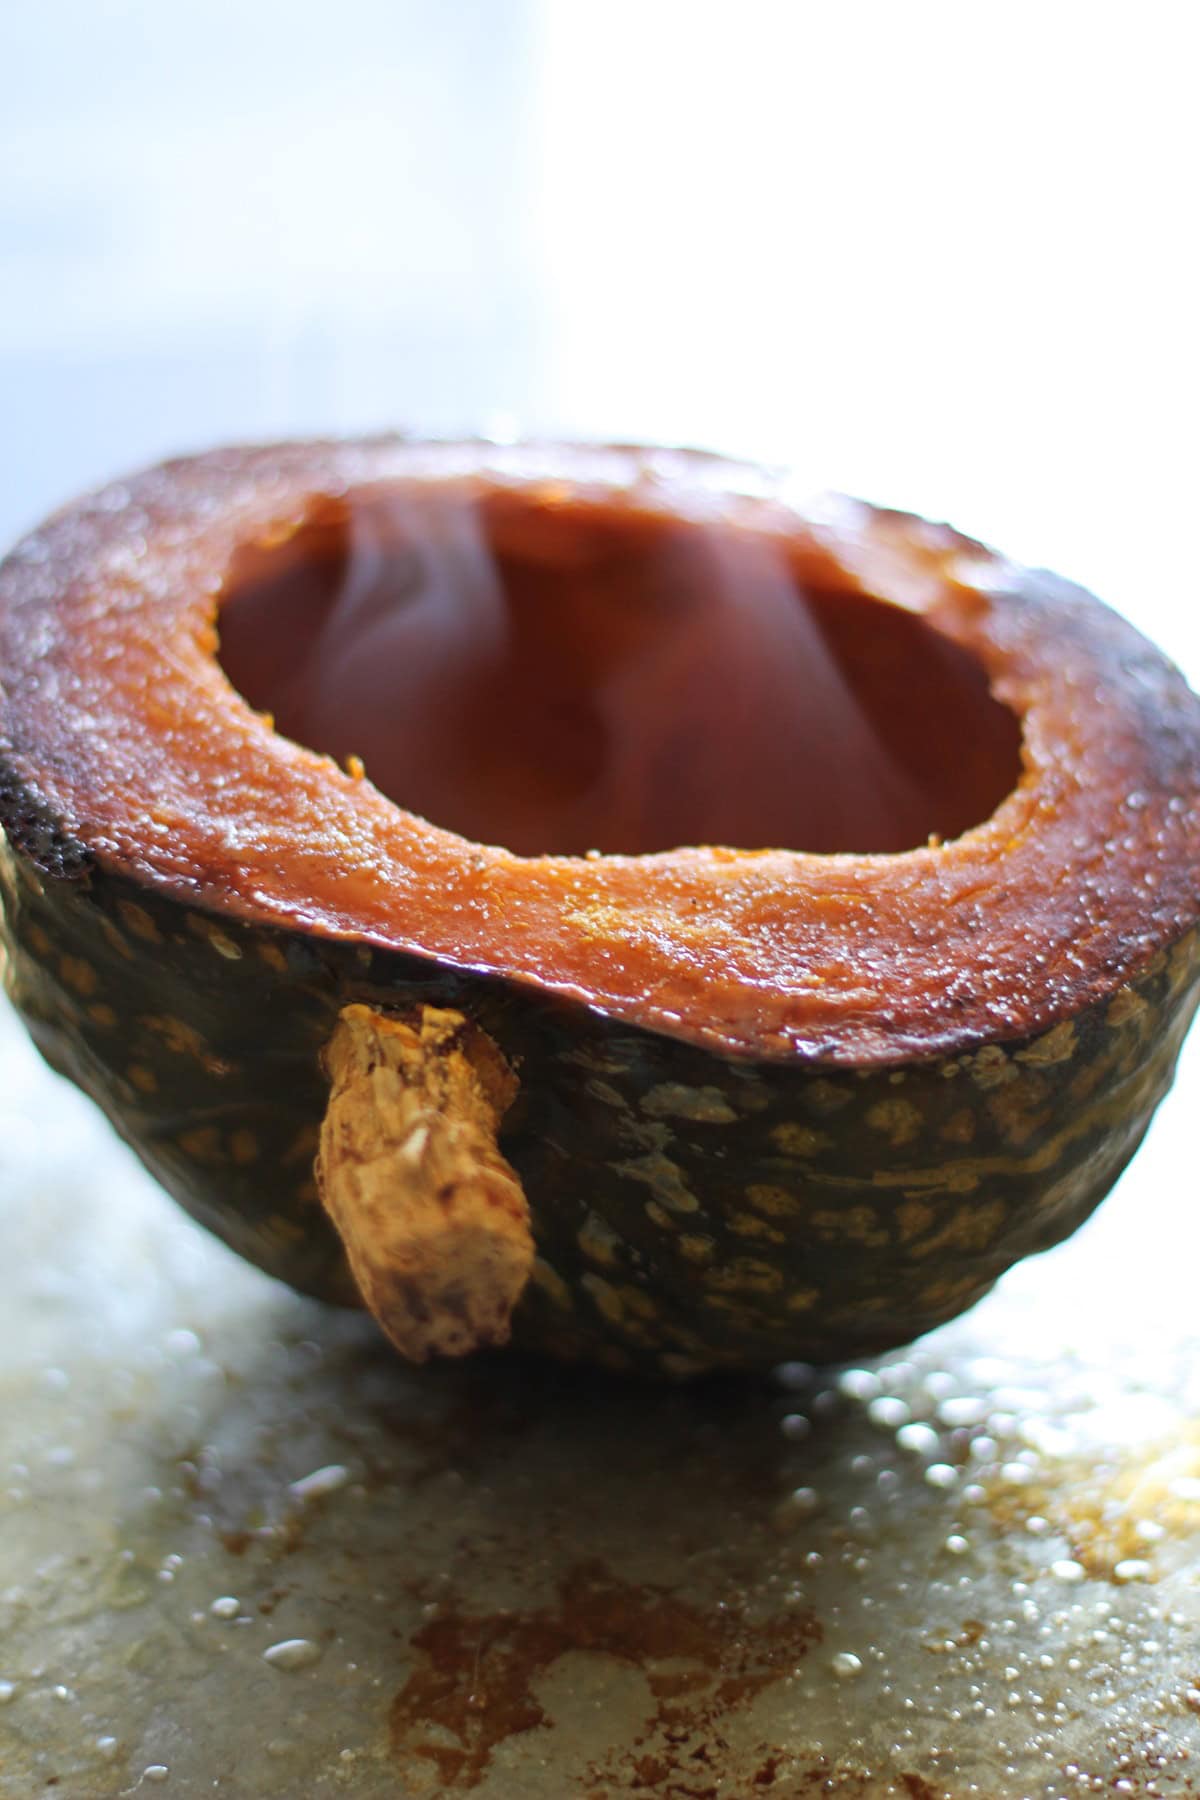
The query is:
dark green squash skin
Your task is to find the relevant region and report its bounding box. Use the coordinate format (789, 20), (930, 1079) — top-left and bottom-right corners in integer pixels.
(2, 793), (1197, 1376)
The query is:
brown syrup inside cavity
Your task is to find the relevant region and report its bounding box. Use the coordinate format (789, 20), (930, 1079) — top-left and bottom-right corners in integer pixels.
(217, 486), (1021, 858)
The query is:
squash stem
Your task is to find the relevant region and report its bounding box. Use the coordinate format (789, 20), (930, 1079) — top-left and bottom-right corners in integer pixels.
(316, 1003), (531, 1360)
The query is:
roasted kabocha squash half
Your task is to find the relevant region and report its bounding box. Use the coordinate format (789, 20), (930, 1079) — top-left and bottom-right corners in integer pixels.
(1, 440), (1198, 1376)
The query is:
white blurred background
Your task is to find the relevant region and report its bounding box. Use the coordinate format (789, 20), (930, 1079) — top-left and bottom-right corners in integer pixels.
(1, 0), (1197, 670)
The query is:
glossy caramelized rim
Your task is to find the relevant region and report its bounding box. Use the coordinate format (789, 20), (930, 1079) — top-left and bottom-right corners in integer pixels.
(1, 438), (1198, 1064)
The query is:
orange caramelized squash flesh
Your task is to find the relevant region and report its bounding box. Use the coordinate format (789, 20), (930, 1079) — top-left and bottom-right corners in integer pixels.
(1, 440), (1198, 1374)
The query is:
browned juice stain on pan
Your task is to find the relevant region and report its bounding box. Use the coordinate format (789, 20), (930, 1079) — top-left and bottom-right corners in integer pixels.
(389, 1559), (821, 1791)
(984, 1422), (1200, 1582)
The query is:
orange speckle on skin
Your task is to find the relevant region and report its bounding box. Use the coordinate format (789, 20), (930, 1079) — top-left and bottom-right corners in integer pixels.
(939, 1109), (976, 1145)
(178, 1125), (224, 1164)
(58, 954), (98, 996)
(229, 1127), (260, 1165)
(118, 900), (162, 943)
(770, 1123), (833, 1157)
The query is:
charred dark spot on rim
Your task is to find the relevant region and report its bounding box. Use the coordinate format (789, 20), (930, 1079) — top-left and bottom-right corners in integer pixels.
(0, 774), (93, 882)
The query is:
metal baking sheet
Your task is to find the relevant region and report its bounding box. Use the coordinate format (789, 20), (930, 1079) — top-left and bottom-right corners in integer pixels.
(3, 994), (1200, 1798)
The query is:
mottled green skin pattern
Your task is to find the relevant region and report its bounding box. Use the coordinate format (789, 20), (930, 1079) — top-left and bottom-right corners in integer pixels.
(2, 826), (1198, 1375)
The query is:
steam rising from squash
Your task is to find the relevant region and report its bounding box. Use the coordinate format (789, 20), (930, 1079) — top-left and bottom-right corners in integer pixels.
(217, 485), (1022, 859)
